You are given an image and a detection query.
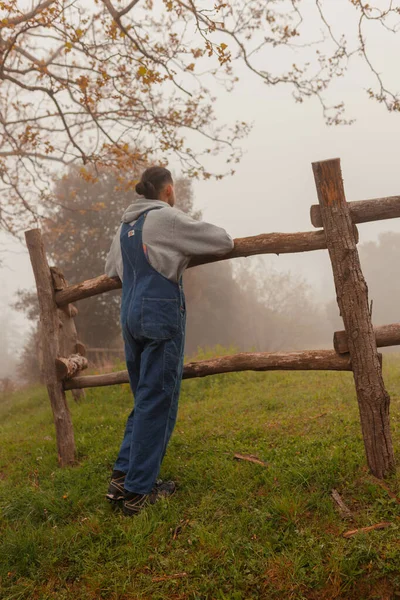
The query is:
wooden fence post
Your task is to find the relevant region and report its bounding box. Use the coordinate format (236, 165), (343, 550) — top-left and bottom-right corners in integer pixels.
(312, 159), (395, 478)
(25, 229), (76, 466)
(51, 267), (86, 402)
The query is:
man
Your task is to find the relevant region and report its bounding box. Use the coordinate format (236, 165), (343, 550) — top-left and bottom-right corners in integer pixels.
(105, 166), (233, 516)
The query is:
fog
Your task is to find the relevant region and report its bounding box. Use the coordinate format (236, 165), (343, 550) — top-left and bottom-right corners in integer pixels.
(2, 0), (400, 380)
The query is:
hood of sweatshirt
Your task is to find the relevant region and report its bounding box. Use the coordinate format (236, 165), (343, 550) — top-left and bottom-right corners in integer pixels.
(121, 199), (169, 223)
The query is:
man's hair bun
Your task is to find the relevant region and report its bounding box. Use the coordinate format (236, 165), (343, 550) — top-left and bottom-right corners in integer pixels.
(135, 181), (146, 196)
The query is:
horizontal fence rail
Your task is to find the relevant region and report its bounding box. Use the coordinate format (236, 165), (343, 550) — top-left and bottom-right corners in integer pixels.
(334, 323), (400, 354)
(310, 195), (400, 228)
(86, 347), (124, 353)
(55, 229), (342, 306)
(64, 350), (357, 390)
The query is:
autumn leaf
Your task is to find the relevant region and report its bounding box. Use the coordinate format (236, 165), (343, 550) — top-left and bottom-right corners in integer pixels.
(76, 75), (89, 92)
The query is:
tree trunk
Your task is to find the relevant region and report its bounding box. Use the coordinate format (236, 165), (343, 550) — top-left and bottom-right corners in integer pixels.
(312, 158), (395, 478)
(25, 229), (76, 466)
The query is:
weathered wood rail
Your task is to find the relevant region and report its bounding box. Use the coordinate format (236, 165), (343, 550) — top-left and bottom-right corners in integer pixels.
(54, 229), (340, 306)
(64, 350), (356, 390)
(310, 195), (400, 228)
(334, 323), (400, 355)
(26, 157), (400, 478)
(55, 354), (88, 381)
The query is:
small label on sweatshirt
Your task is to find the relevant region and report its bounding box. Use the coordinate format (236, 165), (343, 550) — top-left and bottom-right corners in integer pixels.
(128, 230), (135, 237)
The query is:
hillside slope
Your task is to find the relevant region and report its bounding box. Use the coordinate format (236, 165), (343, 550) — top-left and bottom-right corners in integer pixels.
(1, 356), (400, 599)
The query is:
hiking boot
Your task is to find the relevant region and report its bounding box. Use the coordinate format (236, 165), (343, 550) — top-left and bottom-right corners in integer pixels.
(150, 479), (176, 503)
(106, 470), (126, 503)
(123, 480), (177, 516)
(122, 492), (149, 516)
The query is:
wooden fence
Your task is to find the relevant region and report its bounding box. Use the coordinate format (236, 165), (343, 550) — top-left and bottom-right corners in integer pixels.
(25, 158), (400, 478)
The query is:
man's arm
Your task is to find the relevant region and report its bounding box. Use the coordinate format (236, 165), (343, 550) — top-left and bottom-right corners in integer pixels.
(172, 210), (234, 257)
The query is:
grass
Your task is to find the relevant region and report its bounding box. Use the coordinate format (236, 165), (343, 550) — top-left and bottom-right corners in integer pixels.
(1, 352), (400, 599)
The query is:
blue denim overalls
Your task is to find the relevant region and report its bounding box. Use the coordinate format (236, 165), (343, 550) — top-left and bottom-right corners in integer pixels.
(113, 208), (186, 494)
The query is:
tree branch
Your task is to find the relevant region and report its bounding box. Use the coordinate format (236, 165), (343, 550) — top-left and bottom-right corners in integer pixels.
(118, 0), (141, 18)
(6, 1), (57, 27)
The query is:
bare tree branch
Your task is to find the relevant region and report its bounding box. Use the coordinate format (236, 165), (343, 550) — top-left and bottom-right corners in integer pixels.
(4, 1), (57, 26)
(118, 0), (141, 18)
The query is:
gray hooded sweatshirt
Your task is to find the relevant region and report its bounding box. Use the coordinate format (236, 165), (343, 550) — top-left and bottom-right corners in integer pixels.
(105, 199), (234, 282)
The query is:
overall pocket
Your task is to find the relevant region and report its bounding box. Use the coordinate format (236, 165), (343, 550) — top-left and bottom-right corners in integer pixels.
(141, 298), (179, 340)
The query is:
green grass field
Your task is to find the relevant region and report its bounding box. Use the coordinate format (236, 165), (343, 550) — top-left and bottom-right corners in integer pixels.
(1, 353), (400, 600)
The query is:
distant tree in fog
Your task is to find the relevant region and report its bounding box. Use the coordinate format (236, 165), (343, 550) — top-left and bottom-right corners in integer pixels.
(325, 231), (400, 335)
(0, 306), (18, 381)
(183, 257), (332, 355)
(233, 258), (332, 351)
(359, 232), (400, 326)
(16, 328), (42, 386)
(183, 261), (251, 355)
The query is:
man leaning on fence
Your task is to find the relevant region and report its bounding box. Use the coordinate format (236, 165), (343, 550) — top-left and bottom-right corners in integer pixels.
(104, 166), (233, 516)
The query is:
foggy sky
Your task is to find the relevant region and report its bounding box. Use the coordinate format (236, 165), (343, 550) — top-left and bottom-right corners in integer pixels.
(2, 0), (400, 339)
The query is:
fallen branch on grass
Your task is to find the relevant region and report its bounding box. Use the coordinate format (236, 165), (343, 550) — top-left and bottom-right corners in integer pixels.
(342, 522), (392, 538)
(307, 412), (328, 420)
(331, 489), (354, 521)
(234, 453), (268, 467)
(172, 519), (190, 541)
